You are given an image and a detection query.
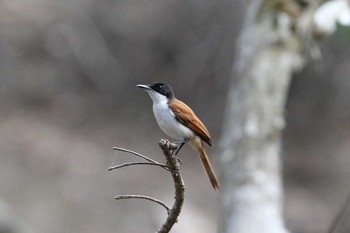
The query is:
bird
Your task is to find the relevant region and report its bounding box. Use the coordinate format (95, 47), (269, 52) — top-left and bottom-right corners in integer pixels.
(137, 82), (219, 190)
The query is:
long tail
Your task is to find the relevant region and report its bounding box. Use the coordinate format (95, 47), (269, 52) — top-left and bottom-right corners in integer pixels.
(190, 139), (219, 190)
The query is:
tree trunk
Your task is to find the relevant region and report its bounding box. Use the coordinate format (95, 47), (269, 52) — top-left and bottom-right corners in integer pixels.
(218, 1), (320, 232)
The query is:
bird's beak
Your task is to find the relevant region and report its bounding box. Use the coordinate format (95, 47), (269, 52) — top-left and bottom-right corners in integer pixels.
(136, 84), (151, 90)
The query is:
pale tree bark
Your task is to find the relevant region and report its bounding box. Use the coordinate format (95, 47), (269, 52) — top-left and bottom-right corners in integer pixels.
(218, 1), (321, 233)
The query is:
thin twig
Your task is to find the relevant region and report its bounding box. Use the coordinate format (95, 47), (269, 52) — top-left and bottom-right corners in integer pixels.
(113, 147), (160, 164)
(157, 139), (185, 233)
(115, 195), (170, 213)
(112, 141), (185, 233)
(108, 162), (168, 171)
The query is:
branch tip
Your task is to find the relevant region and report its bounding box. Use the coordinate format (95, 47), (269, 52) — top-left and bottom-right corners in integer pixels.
(115, 195), (170, 213)
(112, 139), (185, 233)
(112, 146), (160, 164)
(158, 139), (179, 154)
(108, 162), (168, 171)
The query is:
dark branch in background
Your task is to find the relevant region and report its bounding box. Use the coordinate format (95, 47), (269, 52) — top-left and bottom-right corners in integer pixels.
(110, 139), (185, 233)
(328, 193), (350, 233)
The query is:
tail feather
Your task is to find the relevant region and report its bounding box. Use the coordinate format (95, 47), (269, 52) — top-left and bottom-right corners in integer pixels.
(191, 139), (219, 190)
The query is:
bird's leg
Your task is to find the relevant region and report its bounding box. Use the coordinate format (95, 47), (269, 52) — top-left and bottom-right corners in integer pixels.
(174, 138), (189, 155)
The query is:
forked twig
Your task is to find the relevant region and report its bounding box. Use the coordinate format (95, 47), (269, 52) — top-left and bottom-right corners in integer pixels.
(157, 139), (185, 233)
(110, 140), (185, 233)
(110, 147), (168, 171)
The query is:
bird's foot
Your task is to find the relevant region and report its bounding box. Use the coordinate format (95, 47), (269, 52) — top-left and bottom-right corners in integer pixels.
(176, 157), (182, 166)
(173, 138), (189, 155)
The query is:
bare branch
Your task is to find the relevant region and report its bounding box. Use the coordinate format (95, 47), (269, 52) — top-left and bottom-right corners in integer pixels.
(115, 195), (170, 213)
(113, 147), (161, 164)
(157, 139), (185, 233)
(112, 140), (185, 233)
(108, 162), (168, 171)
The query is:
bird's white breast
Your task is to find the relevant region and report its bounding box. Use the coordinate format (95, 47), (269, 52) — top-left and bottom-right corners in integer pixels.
(152, 100), (194, 140)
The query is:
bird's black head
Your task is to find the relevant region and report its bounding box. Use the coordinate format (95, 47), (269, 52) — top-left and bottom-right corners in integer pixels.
(148, 82), (175, 99)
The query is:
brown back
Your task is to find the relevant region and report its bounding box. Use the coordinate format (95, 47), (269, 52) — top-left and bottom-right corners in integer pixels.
(169, 99), (213, 146)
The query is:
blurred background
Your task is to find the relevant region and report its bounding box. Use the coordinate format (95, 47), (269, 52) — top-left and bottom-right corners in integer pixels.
(0, 0), (349, 232)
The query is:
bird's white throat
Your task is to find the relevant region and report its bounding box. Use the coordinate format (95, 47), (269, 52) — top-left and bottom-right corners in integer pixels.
(146, 90), (168, 104)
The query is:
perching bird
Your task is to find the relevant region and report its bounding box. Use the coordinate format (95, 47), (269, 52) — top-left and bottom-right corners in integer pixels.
(137, 82), (219, 190)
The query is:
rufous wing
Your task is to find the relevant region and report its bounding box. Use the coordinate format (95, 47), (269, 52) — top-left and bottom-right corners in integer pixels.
(169, 99), (213, 146)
